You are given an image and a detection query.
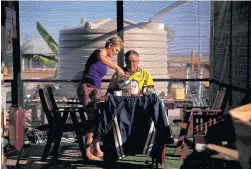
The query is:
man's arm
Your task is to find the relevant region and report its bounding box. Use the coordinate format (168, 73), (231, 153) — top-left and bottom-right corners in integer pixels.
(146, 71), (154, 86)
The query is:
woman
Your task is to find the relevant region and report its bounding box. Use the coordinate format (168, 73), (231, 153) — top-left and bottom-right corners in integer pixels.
(77, 36), (125, 160)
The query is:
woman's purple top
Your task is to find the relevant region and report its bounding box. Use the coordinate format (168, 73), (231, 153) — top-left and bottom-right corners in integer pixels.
(82, 49), (108, 88)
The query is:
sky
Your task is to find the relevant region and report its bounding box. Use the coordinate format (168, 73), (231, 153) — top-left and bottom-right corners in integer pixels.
(19, 1), (210, 55)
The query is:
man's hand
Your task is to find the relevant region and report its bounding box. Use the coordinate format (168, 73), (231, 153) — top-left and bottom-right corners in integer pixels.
(116, 66), (125, 77)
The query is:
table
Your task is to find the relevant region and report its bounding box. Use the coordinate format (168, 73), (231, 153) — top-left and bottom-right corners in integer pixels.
(96, 94), (172, 168)
(25, 99), (83, 126)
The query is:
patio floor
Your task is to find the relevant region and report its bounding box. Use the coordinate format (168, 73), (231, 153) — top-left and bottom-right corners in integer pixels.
(5, 143), (182, 169)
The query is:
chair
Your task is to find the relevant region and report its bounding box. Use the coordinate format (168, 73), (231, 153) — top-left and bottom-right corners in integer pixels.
(38, 88), (87, 161)
(174, 87), (227, 159)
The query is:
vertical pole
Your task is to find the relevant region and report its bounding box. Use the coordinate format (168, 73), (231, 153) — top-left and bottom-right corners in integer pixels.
(229, 1), (232, 107)
(198, 1), (201, 63)
(12, 1), (23, 107)
(199, 68), (203, 99)
(209, 1), (215, 106)
(117, 1), (124, 68)
(185, 66), (190, 94)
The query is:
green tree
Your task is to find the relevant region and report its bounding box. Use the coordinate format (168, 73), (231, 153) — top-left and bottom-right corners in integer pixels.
(25, 21), (59, 78)
(80, 18), (86, 24)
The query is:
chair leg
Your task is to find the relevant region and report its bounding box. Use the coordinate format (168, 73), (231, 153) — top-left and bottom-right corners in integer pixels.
(50, 130), (63, 157)
(70, 112), (85, 159)
(175, 111), (194, 157)
(181, 142), (189, 160)
(51, 112), (69, 156)
(151, 158), (159, 169)
(180, 116), (194, 160)
(155, 159), (158, 169)
(175, 132), (185, 155)
(175, 111), (192, 155)
(161, 146), (166, 164)
(151, 158), (154, 169)
(41, 130), (54, 161)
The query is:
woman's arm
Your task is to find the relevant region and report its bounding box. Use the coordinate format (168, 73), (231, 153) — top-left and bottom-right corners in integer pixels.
(99, 49), (125, 77)
(99, 49), (120, 70)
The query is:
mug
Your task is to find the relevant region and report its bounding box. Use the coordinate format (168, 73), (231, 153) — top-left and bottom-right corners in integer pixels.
(114, 90), (122, 96)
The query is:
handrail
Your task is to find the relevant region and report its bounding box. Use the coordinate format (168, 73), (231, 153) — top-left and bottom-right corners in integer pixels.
(4, 78), (210, 83)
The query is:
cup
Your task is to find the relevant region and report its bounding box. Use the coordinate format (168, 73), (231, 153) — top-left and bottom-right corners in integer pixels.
(114, 90), (122, 96)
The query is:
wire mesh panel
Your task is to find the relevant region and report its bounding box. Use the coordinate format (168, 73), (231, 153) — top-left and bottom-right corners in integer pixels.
(212, 1), (251, 108)
(212, 2), (231, 85)
(231, 2), (249, 90)
(19, 1), (211, 99)
(29, 128), (77, 144)
(19, 1), (116, 96)
(124, 1), (211, 102)
(31, 128), (48, 144)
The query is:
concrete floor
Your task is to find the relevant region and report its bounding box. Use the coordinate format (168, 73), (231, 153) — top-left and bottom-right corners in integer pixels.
(5, 143), (181, 169)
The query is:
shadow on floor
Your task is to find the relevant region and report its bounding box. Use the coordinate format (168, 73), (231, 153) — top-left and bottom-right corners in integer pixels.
(6, 143), (181, 169)
(179, 151), (242, 169)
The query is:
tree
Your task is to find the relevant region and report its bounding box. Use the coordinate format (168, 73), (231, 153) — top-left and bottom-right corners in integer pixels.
(80, 18), (86, 24)
(35, 21), (59, 77)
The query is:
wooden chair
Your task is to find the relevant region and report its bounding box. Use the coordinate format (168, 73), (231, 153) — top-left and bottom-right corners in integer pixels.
(174, 88), (227, 159)
(38, 88), (86, 161)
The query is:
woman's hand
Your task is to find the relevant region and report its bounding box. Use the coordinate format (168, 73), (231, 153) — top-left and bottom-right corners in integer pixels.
(116, 66), (125, 77)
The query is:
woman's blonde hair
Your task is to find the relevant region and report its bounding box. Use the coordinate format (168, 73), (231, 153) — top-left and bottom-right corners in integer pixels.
(105, 36), (123, 49)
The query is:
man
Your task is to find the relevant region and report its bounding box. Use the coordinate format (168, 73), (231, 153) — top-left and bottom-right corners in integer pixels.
(108, 50), (154, 93)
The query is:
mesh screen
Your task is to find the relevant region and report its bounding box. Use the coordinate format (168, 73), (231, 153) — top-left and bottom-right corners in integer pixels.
(212, 1), (250, 108)
(231, 2), (249, 89)
(20, 1), (116, 81)
(232, 90), (247, 108)
(19, 1), (211, 98)
(19, 1), (211, 81)
(124, 1), (210, 79)
(212, 2), (231, 84)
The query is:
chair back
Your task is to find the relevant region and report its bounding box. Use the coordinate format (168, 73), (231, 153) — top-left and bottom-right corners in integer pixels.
(46, 87), (66, 124)
(47, 87), (88, 123)
(193, 114), (219, 135)
(47, 87), (58, 110)
(39, 88), (55, 125)
(212, 88), (226, 110)
(193, 88), (227, 135)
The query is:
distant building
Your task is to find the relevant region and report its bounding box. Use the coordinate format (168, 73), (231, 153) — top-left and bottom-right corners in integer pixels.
(21, 39), (56, 69)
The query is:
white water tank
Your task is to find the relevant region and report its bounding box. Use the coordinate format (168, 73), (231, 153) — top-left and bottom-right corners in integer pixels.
(58, 19), (169, 97)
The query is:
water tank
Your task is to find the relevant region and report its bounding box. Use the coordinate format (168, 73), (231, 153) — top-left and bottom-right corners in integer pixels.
(58, 19), (169, 97)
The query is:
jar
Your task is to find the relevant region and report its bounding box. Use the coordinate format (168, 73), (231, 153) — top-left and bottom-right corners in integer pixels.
(130, 80), (139, 96)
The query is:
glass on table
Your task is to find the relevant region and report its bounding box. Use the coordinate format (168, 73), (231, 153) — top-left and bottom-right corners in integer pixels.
(142, 85), (156, 96)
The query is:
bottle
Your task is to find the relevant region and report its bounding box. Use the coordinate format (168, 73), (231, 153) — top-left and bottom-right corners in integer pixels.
(144, 85), (156, 95)
(9, 106), (25, 151)
(130, 80), (139, 96)
(142, 81), (147, 96)
(149, 85), (156, 94)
